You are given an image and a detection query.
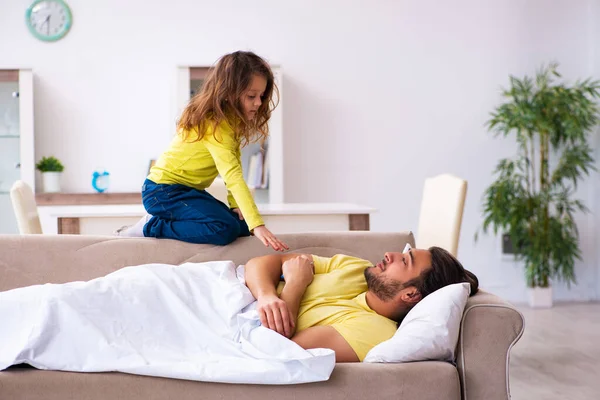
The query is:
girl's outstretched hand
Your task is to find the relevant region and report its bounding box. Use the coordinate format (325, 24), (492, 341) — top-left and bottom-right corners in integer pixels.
(253, 225), (289, 252)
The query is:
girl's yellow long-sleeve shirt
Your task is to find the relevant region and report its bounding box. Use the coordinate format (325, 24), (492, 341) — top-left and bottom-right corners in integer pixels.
(147, 121), (264, 231)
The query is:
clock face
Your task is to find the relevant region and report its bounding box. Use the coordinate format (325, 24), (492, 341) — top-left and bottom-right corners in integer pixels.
(26, 0), (72, 42)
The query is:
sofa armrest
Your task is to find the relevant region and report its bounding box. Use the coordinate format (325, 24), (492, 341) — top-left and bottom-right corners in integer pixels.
(456, 291), (524, 400)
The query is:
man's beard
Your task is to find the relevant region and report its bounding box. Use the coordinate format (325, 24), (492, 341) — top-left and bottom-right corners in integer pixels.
(364, 267), (404, 301)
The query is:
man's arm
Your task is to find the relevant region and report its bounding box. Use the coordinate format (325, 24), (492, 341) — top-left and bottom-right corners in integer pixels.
(245, 253), (314, 338)
(292, 326), (360, 362)
(244, 253), (313, 299)
(278, 256), (315, 337)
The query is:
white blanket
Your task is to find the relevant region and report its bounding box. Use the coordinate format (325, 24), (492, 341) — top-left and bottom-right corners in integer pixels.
(0, 261), (335, 384)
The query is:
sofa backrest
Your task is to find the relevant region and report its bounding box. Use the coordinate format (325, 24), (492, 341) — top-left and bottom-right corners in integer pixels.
(0, 232), (415, 291)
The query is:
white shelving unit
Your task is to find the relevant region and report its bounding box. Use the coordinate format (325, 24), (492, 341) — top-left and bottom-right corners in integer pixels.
(0, 69), (35, 233)
(173, 65), (284, 204)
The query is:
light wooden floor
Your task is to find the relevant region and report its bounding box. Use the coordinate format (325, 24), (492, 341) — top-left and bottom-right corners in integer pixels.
(509, 302), (600, 400)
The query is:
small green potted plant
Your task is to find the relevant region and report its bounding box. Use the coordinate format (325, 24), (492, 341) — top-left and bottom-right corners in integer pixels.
(478, 63), (600, 308)
(36, 156), (64, 193)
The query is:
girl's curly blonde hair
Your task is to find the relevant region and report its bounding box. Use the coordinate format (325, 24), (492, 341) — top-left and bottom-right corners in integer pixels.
(177, 51), (279, 146)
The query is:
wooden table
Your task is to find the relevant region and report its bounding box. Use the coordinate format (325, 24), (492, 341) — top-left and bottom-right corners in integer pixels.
(36, 193), (375, 235)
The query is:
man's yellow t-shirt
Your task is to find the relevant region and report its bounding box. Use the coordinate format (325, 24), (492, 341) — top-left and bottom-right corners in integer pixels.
(280, 254), (398, 361)
(147, 121), (263, 230)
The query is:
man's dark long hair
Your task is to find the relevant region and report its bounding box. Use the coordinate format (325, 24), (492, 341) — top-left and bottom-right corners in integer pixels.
(412, 246), (479, 297)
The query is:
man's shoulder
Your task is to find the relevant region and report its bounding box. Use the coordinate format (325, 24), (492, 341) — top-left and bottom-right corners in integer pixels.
(313, 253), (370, 262)
(329, 254), (372, 265)
(311, 254), (372, 274)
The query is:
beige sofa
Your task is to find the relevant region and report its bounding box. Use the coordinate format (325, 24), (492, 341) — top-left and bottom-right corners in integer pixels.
(0, 232), (524, 400)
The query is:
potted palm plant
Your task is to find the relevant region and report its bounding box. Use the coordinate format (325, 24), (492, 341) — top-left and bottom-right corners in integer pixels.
(36, 156), (64, 193)
(479, 64), (600, 308)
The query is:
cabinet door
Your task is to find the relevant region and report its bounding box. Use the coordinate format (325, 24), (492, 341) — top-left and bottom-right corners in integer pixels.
(0, 69), (34, 233)
(0, 71), (20, 195)
(19, 69), (35, 192)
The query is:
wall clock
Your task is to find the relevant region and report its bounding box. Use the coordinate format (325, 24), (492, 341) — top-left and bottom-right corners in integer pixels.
(25, 0), (72, 42)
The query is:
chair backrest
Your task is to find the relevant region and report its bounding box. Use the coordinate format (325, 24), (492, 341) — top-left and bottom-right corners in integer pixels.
(205, 177), (229, 204)
(205, 177), (255, 205)
(416, 174), (467, 256)
(9, 180), (43, 234)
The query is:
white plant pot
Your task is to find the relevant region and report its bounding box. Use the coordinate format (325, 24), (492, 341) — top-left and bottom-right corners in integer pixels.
(527, 286), (553, 308)
(42, 172), (62, 193)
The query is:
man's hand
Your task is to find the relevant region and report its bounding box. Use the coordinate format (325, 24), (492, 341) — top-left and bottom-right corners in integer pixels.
(282, 255), (314, 288)
(257, 293), (294, 338)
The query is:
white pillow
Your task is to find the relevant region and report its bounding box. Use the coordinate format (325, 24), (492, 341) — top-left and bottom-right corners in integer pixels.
(363, 282), (471, 363)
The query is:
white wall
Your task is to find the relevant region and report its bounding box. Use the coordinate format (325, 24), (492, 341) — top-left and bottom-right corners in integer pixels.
(0, 0), (598, 302)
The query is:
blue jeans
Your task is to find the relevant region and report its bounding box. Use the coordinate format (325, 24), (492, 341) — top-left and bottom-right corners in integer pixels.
(141, 179), (250, 245)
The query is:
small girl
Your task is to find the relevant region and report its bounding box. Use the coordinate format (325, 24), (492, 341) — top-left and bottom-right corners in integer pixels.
(118, 51), (288, 251)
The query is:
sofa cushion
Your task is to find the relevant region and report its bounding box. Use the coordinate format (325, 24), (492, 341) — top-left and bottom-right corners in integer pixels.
(0, 232), (415, 291)
(1, 361), (460, 400)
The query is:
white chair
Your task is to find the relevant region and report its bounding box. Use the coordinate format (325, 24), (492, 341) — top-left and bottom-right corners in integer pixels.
(205, 177), (255, 205)
(9, 180), (43, 234)
(416, 174), (467, 257)
(205, 177), (229, 204)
